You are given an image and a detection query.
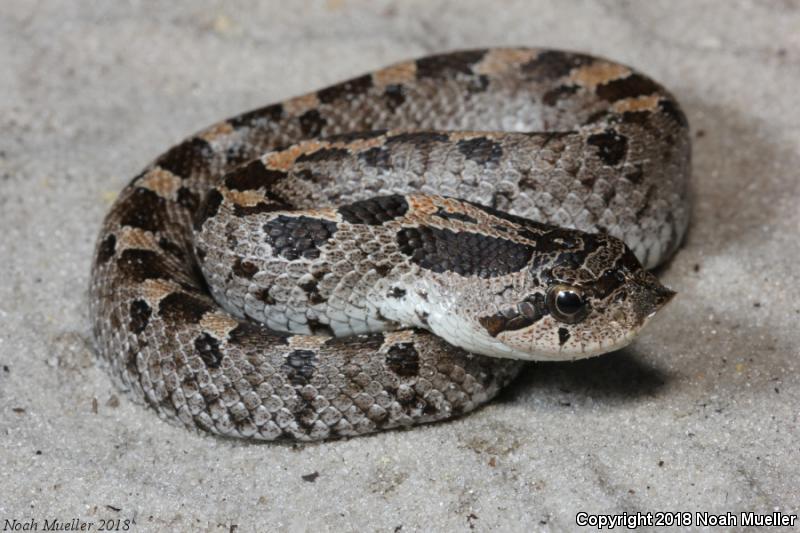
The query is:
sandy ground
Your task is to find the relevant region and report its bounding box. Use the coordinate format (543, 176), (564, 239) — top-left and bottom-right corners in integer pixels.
(1, 1), (799, 531)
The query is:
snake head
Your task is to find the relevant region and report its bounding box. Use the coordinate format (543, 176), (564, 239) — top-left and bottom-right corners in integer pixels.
(444, 231), (675, 361)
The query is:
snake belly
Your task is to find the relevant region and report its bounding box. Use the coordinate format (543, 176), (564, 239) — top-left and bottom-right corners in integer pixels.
(90, 48), (690, 441)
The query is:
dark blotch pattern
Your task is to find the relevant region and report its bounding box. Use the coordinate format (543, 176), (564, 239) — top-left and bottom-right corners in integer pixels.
(232, 258), (258, 279)
(156, 137), (212, 178)
(117, 188), (166, 232)
(295, 147), (350, 164)
(338, 195), (409, 225)
(385, 131), (449, 147)
(521, 51), (592, 81)
(387, 287), (406, 299)
(468, 74), (490, 93)
(658, 99), (689, 127)
(129, 299), (152, 334)
(263, 215), (337, 260)
(256, 287), (276, 305)
(176, 187), (199, 211)
(158, 237), (185, 260)
(596, 74), (661, 102)
(224, 160), (287, 191)
(158, 292), (213, 324)
(415, 50), (486, 78)
(397, 226), (534, 278)
(587, 130), (628, 166)
(465, 201), (551, 233)
(298, 109), (327, 137)
(228, 103), (284, 129)
(385, 343), (420, 377)
(326, 130), (388, 143)
(317, 74), (373, 104)
(479, 293), (547, 337)
(232, 202), (285, 217)
(193, 189), (224, 230)
(194, 333), (223, 368)
(457, 137), (503, 165)
(283, 349), (317, 386)
(306, 318), (335, 336)
(359, 146), (391, 169)
(433, 207), (477, 224)
(299, 279), (326, 304)
(117, 249), (170, 282)
(532, 228), (582, 254)
(558, 327), (571, 345)
(542, 84), (579, 106)
(228, 320), (289, 347)
(384, 84), (406, 111)
(625, 164), (644, 185)
(620, 110), (652, 125)
(96, 234), (116, 265)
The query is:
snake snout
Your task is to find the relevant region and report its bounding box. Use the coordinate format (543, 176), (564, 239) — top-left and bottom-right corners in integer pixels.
(631, 274), (676, 324)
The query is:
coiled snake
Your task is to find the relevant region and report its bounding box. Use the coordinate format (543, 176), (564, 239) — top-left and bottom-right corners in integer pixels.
(90, 48), (690, 441)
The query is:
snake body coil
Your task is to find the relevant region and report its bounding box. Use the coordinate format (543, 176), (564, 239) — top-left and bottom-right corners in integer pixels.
(90, 48), (690, 440)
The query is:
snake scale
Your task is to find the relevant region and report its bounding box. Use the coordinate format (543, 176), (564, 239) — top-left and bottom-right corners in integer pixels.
(90, 48), (690, 441)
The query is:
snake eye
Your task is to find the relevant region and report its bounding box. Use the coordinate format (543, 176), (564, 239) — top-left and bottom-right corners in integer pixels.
(547, 285), (589, 324)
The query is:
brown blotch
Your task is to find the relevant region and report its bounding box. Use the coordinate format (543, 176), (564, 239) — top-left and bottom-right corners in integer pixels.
(177, 187), (200, 211)
(397, 226), (534, 278)
(595, 74), (661, 102)
(298, 109), (327, 137)
(295, 147), (350, 164)
(374, 263), (392, 277)
(383, 84), (405, 111)
(299, 279), (325, 304)
(232, 258), (258, 279)
(587, 130), (628, 166)
(658, 99), (689, 127)
(385, 342), (420, 377)
(193, 189), (224, 230)
(129, 299), (152, 334)
(479, 313), (506, 337)
(194, 333), (223, 368)
(156, 137), (212, 179)
(415, 50), (486, 78)
(263, 215), (337, 260)
(228, 103), (284, 129)
(158, 292), (213, 324)
(224, 160), (287, 191)
(521, 50), (592, 81)
(282, 349), (317, 386)
(96, 234), (116, 265)
(157, 237), (185, 260)
(117, 249), (171, 282)
(457, 137), (503, 165)
(232, 202), (285, 217)
(317, 74), (373, 104)
(229, 320), (289, 347)
(306, 318), (334, 336)
(359, 146), (391, 169)
(116, 187), (167, 232)
(385, 131), (449, 147)
(542, 84), (579, 106)
(338, 195), (408, 226)
(256, 287), (275, 305)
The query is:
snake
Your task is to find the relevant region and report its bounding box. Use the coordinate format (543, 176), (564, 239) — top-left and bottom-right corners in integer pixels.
(90, 48), (690, 441)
